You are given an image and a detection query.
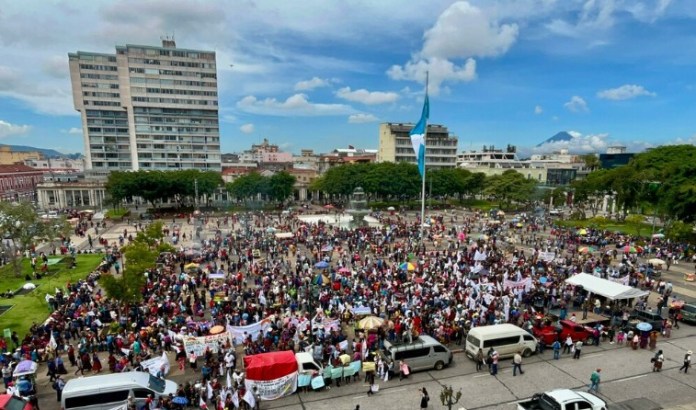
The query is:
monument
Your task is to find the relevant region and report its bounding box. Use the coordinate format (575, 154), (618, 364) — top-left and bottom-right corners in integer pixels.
(345, 186), (370, 227)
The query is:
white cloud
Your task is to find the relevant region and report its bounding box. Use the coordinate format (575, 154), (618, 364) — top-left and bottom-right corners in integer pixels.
(236, 93), (354, 116)
(0, 119), (31, 138)
(348, 113), (379, 124)
(388, 1), (516, 94)
(564, 96), (589, 113)
(336, 87), (399, 105)
(597, 84), (656, 100)
(294, 77), (330, 91)
(388, 58), (476, 96)
(239, 123), (255, 134)
(61, 127), (82, 135)
(547, 0), (616, 38)
(421, 1), (519, 60)
(534, 105), (543, 114)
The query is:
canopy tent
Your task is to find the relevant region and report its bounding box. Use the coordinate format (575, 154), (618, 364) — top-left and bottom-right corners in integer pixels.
(565, 273), (648, 300)
(244, 351), (298, 400)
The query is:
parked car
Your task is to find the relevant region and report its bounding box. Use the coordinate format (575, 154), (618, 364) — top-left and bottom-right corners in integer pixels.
(628, 309), (664, 332)
(532, 320), (596, 346)
(517, 389), (606, 410)
(679, 303), (696, 324)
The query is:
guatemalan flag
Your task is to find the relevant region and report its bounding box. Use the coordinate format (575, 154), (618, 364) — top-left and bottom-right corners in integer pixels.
(409, 94), (429, 177)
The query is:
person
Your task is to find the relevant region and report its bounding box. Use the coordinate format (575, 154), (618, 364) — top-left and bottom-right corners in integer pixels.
(573, 340), (583, 359)
(366, 371), (377, 396)
(420, 387), (430, 409)
(588, 368), (601, 393)
(652, 350), (665, 372)
(399, 360), (410, 380)
(563, 336), (573, 354)
(649, 330), (658, 350)
(552, 339), (561, 360)
(512, 351), (524, 376)
(679, 350), (692, 373)
(53, 375), (65, 402)
(475, 349), (485, 372)
(490, 348), (500, 376)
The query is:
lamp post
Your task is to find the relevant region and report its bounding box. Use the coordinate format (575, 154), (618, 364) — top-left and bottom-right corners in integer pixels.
(307, 284), (319, 343)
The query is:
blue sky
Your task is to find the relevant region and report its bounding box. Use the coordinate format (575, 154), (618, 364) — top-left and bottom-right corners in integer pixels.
(1, 0), (695, 156)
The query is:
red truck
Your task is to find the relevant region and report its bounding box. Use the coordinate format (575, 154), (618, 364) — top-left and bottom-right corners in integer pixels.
(0, 394), (33, 410)
(533, 320), (597, 346)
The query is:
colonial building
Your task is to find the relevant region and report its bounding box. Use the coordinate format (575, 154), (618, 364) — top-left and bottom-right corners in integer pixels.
(35, 179), (106, 210)
(0, 164), (44, 202)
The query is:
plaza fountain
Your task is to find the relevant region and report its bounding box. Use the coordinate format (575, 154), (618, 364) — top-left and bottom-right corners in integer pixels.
(345, 186), (370, 227)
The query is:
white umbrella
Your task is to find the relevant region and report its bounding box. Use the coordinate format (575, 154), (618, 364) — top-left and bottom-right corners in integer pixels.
(22, 283), (36, 290)
(648, 258), (665, 266)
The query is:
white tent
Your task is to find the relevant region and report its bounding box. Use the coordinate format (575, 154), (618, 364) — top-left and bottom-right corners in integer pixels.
(565, 273), (648, 300)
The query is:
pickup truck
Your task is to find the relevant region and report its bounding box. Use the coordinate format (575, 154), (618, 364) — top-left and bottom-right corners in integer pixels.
(532, 320), (596, 346)
(517, 389), (606, 410)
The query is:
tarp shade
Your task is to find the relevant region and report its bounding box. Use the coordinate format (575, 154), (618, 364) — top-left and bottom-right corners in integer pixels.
(244, 351), (297, 381)
(565, 273), (649, 300)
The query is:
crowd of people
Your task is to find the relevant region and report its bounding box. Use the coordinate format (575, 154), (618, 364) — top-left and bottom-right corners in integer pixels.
(1, 206), (694, 409)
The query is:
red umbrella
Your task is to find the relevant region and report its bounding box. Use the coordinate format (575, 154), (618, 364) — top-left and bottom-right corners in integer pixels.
(338, 267), (351, 276)
(323, 204), (335, 209)
(414, 277), (425, 284)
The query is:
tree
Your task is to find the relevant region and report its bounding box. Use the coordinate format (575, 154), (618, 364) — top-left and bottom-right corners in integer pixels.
(100, 241), (156, 304)
(226, 172), (269, 201)
(0, 202), (69, 277)
(484, 170), (537, 210)
(581, 153), (601, 171)
(268, 171), (296, 202)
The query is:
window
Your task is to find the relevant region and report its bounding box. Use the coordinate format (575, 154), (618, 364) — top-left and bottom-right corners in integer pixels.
(133, 388), (153, 399)
(433, 346), (447, 353)
(4, 395), (28, 410)
(576, 401), (593, 409)
(523, 334), (535, 342)
(65, 390), (129, 409)
(482, 336), (520, 348)
(394, 347), (430, 361)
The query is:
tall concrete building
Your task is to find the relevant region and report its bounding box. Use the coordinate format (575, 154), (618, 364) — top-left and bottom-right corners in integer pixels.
(378, 123), (458, 170)
(69, 39), (221, 172)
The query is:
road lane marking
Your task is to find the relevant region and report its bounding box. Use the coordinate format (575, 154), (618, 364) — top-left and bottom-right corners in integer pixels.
(612, 374), (648, 383)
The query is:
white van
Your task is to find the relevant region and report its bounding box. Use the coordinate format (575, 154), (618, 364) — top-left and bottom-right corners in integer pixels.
(382, 335), (453, 374)
(295, 352), (323, 375)
(466, 324), (537, 360)
(61, 372), (177, 410)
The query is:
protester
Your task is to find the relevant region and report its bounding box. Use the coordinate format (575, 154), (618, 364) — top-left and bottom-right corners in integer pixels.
(679, 350), (692, 373)
(588, 368), (601, 393)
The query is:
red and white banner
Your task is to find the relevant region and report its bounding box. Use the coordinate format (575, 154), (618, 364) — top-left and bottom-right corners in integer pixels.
(503, 277), (532, 291)
(245, 371), (298, 401)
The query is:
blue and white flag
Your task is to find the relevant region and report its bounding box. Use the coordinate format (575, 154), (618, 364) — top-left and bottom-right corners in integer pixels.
(409, 94), (429, 177)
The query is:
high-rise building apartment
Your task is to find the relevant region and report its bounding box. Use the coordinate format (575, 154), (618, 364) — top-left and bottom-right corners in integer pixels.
(69, 39), (221, 172)
(378, 123), (458, 170)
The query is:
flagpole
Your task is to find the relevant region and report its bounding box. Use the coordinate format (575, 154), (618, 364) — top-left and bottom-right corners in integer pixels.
(420, 72), (428, 237)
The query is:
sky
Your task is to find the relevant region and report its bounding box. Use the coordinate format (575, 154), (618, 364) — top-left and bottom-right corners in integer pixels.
(1, 0), (696, 156)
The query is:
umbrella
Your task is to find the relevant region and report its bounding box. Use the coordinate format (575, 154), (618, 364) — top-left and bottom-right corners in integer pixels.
(357, 316), (384, 330)
(172, 397), (188, 405)
(22, 283), (36, 290)
(210, 325), (224, 335)
(648, 258), (665, 266)
(476, 234), (489, 240)
(323, 204), (335, 209)
(314, 261), (330, 269)
(636, 322), (652, 332)
(578, 246), (596, 254)
(399, 262), (416, 271)
(184, 263), (199, 270)
(652, 233), (665, 239)
(387, 206), (396, 211)
(314, 274), (330, 286)
(577, 228), (588, 235)
(623, 245), (638, 254)
(338, 267), (351, 275)
(265, 227), (276, 233)
(515, 223), (523, 228)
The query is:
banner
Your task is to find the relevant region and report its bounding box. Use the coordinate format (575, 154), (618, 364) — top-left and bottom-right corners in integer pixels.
(351, 306), (372, 316)
(245, 371), (298, 401)
(182, 332), (232, 357)
(209, 273), (225, 279)
(608, 275), (630, 286)
(538, 252), (555, 262)
(227, 317), (274, 345)
(141, 352), (170, 376)
(503, 277), (532, 291)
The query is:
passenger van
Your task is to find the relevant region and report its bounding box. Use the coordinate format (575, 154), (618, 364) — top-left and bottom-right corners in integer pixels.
(466, 324), (537, 360)
(382, 335), (453, 374)
(61, 373), (177, 410)
(295, 351), (323, 375)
